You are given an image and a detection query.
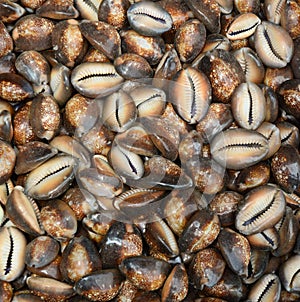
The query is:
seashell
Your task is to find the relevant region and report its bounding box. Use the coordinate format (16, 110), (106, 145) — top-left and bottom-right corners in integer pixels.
(140, 116), (180, 161)
(144, 217), (179, 258)
(199, 49), (245, 103)
(231, 82), (266, 130)
(216, 0), (233, 13)
(29, 94), (60, 141)
(256, 122), (281, 160)
(264, 0), (286, 24)
(278, 79), (300, 120)
(120, 29), (165, 65)
(25, 235), (59, 270)
(0, 0), (25, 23)
(170, 67), (211, 124)
(0, 73), (33, 103)
(36, 0), (79, 19)
(52, 19), (88, 68)
(74, 0), (101, 21)
(0, 140), (15, 185)
(178, 209), (220, 254)
(119, 256), (171, 291)
(174, 19), (206, 63)
(0, 179), (14, 205)
(12, 15), (55, 51)
(98, 0), (130, 30)
(15, 51), (50, 87)
(202, 268), (244, 301)
(291, 38), (300, 78)
(60, 236), (102, 283)
(64, 94), (99, 136)
(40, 199), (77, 240)
(277, 121), (299, 148)
(6, 186), (44, 236)
(129, 85), (166, 117)
(109, 143), (144, 181)
(189, 247), (226, 289)
(234, 0), (260, 13)
(209, 191), (243, 227)
(226, 13), (261, 40)
(0, 227), (26, 282)
(152, 48), (182, 90)
(78, 155), (123, 198)
(114, 53), (153, 80)
(272, 206), (298, 257)
(261, 84), (278, 123)
(243, 249), (269, 284)
(210, 128), (269, 170)
(0, 110), (12, 143)
(127, 1), (172, 37)
(24, 155), (77, 200)
(0, 53), (16, 74)
(115, 125), (158, 157)
(264, 66), (293, 93)
(281, 0), (300, 40)
(161, 263), (188, 302)
(99, 222), (143, 268)
(279, 254), (300, 292)
(185, 0), (221, 33)
(49, 62), (72, 107)
(26, 276), (75, 301)
(247, 273), (281, 302)
(101, 90), (137, 133)
(235, 184), (286, 235)
(79, 20), (121, 60)
(127, 155), (193, 191)
(271, 145), (300, 194)
(71, 62), (124, 98)
(233, 47), (265, 84)
(218, 227), (251, 278)
(74, 269), (123, 301)
(0, 22), (13, 59)
(50, 135), (91, 168)
(254, 21), (294, 68)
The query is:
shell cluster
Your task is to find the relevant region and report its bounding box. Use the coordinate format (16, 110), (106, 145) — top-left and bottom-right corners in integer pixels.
(0, 0), (300, 301)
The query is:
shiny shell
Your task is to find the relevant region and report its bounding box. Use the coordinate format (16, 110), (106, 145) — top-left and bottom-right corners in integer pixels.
(254, 21), (294, 68)
(24, 155), (77, 200)
(71, 62), (124, 98)
(170, 67), (211, 124)
(210, 128), (269, 170)
(127, 1), (172, 36)
(0, 227), (26, 282)
(235, 184), (286, 235)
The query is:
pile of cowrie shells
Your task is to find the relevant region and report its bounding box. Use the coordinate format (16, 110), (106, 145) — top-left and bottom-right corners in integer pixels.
(0, 0), (300, 301)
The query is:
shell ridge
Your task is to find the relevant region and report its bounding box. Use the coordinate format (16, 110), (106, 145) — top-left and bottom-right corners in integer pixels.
(4, 230), (13, 275)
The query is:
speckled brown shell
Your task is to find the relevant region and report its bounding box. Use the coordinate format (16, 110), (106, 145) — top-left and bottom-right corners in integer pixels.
(12, 15), (55, 51)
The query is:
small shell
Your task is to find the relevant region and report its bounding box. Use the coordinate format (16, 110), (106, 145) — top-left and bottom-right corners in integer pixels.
(0, 227), (26, 282)
(0, 22), (13, 59)
(247, 274), (281, 302)
(119, 256), (171, 291)
(235, 184), (286, 235)
(210, 128), (269, 170)
(127, 1), (172, 36)
(170, 67), (211, 124)
(0, 1), (25, 23)
(231, 82), (266, 130)
(254, 21), (294, 68)
(79, 20), (121, 60)
(71, 62), (124, 98)
(74, 0), (101, 21)
(279, 254), (300, 292)
(281, 0), (300, 39)
(6, 186), (44, 236)
(24, 155), (77, 200)
(0, 140), (15, 184)
(264, 0), (286, 24)
(101, 90), (137, 133)
(36, 0), (79, 19)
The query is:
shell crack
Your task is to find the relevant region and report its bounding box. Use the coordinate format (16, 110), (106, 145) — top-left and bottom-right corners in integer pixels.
(77, 73), (118, 82)
(257, 277), (276, 302)
(228, 21), (259, 36)
(261, 231), (275, 247)
(35, 164), (72, 186)
(263, 28), (283, 61)
(133, 9), (167, 24)
(186, 71), (197, 120)
(248, 87), (254, 125)
(217, 142), (263, 152)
